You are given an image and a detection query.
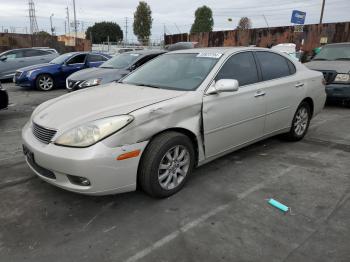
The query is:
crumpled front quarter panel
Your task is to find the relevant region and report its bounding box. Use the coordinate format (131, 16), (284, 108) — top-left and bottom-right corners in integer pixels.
(102, 91), (205, 162)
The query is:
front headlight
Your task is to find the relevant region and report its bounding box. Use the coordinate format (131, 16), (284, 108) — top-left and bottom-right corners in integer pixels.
(334, 73), (350, 83)
(26, 70), (36, 78)
(79, 78), (102, 88)
(55, 115), (133, 147)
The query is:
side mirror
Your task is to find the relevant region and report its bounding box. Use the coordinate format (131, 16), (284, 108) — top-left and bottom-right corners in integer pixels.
(0, 57), (7, 62)
(207, 79), (239, 95)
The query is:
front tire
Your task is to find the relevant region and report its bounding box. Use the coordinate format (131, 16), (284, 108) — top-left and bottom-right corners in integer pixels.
(138, 132), (195, 198)
(284, 102), (311, 141)
(36, 74), (54, 91)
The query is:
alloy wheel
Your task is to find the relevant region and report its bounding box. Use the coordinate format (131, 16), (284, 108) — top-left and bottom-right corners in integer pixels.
(39, 76), (54, 90)
(294, 107), (309, 136)
(158, 145), (190, 190)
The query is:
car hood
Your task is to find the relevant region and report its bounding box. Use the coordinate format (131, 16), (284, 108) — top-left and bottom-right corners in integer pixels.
(32, 83), (185, 131)
(305, 60), (350, 73)
(18, 63), (58, 72)
(68, 67), (126, 81)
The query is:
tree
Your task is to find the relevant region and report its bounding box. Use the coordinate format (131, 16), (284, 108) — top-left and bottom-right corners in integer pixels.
(34, 31), (51, 37)
(86, 22), (123, 44)
(237, 17), (252, 30)
(133, 1), (153, 45)
(190, 6), (214, 34)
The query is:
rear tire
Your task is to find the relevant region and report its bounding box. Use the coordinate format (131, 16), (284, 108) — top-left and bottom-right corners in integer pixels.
(138, 131), (195, 198)
(284, 101), (311, 141)
(36, 74), (54, 91)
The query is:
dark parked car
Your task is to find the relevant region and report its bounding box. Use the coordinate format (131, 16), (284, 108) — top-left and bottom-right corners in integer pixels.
(0, 48), (59, 80)
(305, 42), (350, 105)
(66, 50), (165, 91)
(0, 82), (9, 110)
(13, 52), (111, 91)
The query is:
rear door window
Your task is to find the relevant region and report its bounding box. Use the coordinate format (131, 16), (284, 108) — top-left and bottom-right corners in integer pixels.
(255, 51), (292, 81)
(215, 51), (259, 86)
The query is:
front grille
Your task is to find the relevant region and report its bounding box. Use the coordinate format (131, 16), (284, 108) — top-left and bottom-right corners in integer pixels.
(32, 122), (57, 144)
(15, 71), (22, 79)
(319, 70), (337, 84)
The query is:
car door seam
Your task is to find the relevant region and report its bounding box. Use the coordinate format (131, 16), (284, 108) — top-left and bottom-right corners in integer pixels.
(204, 113), (266, 135)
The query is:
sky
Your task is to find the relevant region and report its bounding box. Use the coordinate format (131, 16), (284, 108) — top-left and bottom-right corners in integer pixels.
(0, 0), (349, 42)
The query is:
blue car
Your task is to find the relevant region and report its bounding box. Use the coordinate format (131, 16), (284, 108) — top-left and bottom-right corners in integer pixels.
(14, 52), (111, 91)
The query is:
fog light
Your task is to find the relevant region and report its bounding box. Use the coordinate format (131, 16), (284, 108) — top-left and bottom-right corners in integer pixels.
(67, 175), (91, 186)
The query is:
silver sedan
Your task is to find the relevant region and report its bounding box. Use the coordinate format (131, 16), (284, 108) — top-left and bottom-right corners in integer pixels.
(22, 47), (326, 197)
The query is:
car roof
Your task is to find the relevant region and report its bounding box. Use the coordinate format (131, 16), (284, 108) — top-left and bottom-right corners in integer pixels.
(123, 49), (166, 55)
(63, 51), (110, 56)
(168, 46), (269, 54)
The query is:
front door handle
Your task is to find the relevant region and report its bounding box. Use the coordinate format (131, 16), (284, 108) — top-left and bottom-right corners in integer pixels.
(254, 90), (266, 97)
(295, 82), (304, 88)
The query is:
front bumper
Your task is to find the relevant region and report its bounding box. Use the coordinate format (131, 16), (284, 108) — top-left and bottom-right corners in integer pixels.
(326, 83), (350, 101)
(22, 122), (149, 195)
(14, 73), (35, 88)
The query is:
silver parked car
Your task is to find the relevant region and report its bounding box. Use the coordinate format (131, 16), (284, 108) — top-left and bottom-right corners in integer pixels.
(22, 47), (326, 197)
(0, 48), (59, 80)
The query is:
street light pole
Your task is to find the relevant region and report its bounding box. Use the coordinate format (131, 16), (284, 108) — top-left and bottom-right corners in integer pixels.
(319, 0), (325, 24)
(50, 13), (54, 35)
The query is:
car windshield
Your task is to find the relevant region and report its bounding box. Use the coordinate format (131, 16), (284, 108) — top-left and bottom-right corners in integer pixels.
(100, 53), (141, 69)
(313, 44), (350, 61)
(122, 53), (220, 91)
(50, 53), (74, 64)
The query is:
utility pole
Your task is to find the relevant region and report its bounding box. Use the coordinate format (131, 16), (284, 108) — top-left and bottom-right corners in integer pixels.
(125, 17), (128, 46)
(50, 13), (54, 35)
(319, 0), (325, 24)
(66, 6), (70, 36)
(73, 0), (78, 44)
(64, 21), (66, 35)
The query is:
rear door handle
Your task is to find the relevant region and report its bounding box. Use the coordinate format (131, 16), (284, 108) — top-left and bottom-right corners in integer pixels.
(295, 83), (304, 88)
(254, 90), (266, 97)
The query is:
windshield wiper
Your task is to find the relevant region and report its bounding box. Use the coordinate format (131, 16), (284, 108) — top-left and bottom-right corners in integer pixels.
(334, 58), (350, 61)
(133, 83), (160, 89)
(100, 66), (114, 69)
(312, 58), (328, 61)
(122, 82), (160, 88)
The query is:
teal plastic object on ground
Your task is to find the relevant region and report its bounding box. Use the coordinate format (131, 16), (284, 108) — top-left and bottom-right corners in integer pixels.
(268, 198), (289, 212)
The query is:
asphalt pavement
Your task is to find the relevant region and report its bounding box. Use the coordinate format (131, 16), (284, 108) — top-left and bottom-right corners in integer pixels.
(0, 83), (349, 262)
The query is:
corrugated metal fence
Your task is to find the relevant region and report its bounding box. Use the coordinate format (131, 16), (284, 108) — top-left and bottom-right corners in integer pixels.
(165, 22), (350, 52)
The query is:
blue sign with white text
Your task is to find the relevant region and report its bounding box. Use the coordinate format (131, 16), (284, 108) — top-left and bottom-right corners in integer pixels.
(291, 10), (306, 24)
